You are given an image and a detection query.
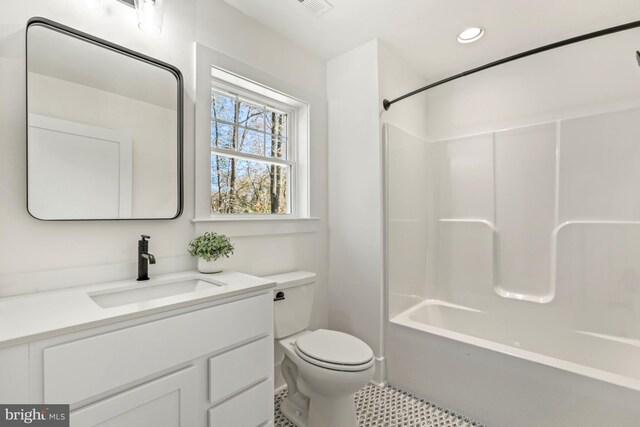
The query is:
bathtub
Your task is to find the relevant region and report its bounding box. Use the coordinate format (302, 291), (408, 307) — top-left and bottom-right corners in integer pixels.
(391, 298), (640, 392)
(383, 119), (640, 426)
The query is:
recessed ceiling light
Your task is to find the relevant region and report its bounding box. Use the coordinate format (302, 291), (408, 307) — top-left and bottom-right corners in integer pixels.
(458, 27), (485, 44)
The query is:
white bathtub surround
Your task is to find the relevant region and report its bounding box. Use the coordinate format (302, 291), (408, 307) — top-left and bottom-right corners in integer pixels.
(385, 104), (640, 392)
(274, 384), (483, 427)
(385, 73), (640, 423)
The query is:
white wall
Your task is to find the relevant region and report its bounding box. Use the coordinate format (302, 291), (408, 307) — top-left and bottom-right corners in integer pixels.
(327, 39), (382, 380)
(327, 39), (428, 383)
(0, 0), (328, 389)
(0, 0), (197, 294)
(377, 43), (429, 140)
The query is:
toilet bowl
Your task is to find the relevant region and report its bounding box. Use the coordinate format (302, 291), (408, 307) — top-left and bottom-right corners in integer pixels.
(265, 272), (375, 427)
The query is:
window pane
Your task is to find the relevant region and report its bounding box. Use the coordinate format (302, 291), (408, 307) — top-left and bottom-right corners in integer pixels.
(211, 121), (235, 150)
(211, 154), (232, 211)
(211, 155), (289, 214)
(239, 101), (265, 131)
(211, 91), (236, 123)
(237, 128), (265, 156)
(266, 136), (287, 159)
(266, 111), (287, 137)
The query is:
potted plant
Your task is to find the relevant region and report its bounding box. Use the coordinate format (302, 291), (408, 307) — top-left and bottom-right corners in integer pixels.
(188, 232), (235, 273)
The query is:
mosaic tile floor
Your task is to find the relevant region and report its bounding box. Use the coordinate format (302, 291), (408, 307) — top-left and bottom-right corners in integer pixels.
(274, 384), (484, 427)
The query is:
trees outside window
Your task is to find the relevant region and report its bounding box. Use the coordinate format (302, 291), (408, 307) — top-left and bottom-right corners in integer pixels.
(210, 89), (293, 215)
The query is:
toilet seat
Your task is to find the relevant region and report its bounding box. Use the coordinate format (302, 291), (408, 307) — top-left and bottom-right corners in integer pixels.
(294, 329), (374, 372)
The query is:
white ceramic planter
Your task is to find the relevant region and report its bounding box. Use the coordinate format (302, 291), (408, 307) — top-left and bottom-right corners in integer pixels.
(197, 257), (228, 274)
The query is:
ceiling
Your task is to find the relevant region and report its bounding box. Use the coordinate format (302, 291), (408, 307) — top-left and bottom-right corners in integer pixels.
(223, 0), (640, 80)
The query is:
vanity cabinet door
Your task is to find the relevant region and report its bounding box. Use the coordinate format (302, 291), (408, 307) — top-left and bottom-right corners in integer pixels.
(70, 367), (196, 427)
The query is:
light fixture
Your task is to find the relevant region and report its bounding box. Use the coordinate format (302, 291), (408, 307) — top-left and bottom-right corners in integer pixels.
(133, 0), (165, 35)
(457, 27), (484, 44)
(81, 0), (165, 35)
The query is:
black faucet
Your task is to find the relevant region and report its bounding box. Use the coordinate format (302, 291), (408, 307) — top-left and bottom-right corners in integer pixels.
(137, 235), (156, 281)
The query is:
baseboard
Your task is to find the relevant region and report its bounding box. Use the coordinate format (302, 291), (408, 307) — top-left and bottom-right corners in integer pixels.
(369, 379), (387, 387)
(274, 362), (285, 390)
(372, 355), (386, 385)
(273, 383), (287, 394)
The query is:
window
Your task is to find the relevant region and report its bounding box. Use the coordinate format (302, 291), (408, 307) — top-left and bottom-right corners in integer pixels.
(210, 86), (296, 215)
(195, 60), (310, 221)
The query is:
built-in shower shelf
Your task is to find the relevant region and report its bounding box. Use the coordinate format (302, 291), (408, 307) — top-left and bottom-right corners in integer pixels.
(553, 220), (640, 234)
(438, 218), (553, 304)
(438, 218), (640, 304)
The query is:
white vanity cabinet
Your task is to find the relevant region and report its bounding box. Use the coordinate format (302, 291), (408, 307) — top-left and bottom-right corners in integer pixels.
(0, 289), (274, 427)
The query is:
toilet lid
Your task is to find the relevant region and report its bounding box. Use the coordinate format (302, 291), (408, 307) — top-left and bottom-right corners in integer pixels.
(295, 329), (374, 367)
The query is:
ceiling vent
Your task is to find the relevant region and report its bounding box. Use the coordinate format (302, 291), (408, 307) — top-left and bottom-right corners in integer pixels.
(296, 0), (333, 18)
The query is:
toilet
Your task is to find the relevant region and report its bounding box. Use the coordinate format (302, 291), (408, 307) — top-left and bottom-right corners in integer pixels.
(265, 271), (375, 427)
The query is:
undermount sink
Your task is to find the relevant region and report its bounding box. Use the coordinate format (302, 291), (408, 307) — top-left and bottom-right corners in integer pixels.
(89, 279), (220, 309)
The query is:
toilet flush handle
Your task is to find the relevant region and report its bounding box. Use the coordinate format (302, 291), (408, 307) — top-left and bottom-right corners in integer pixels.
(274, 291), (285, 301)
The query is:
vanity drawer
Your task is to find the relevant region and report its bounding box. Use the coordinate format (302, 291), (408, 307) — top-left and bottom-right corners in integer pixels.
(208, 380), (273, 427)
(44, 292), (272, 404)
(209, 336), (272, 404)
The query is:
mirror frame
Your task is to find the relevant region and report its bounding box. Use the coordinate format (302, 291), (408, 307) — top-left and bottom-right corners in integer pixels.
(25, 17), (184, 221)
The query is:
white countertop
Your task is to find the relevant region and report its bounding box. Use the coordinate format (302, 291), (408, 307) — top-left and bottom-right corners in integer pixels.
(0, 270), (276, 349)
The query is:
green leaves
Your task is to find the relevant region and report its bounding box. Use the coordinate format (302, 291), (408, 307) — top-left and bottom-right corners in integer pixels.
(187, 232), (235, 262)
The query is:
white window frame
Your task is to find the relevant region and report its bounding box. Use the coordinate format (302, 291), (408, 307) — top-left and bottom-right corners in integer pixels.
(194, 47), (310, 222)
(210, 81), (297, 216)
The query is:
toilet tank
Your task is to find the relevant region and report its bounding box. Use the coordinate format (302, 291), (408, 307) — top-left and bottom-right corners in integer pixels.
(264, 271), (316, 339)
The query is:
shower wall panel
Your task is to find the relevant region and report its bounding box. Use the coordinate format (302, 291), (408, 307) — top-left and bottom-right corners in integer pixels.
(436, 134), (494, 220)
(559, 107), (640, 222)
(436, 220), (494, 302)
(494, 123), (557, 301)
(389, 105), (640, 306)
(434, 124), (557, 302)
(386, 125), (430, 317)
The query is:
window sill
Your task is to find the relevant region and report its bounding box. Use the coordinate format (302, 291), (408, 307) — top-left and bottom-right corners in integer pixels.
(191, 217), (322, 237)
(191, 217), (321, 223)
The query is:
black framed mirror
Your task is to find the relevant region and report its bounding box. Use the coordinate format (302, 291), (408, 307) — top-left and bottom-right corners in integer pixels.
(26, 17), (183, 220)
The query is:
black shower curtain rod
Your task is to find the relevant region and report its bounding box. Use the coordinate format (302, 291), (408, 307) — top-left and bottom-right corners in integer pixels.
(382, 19), (640, 111)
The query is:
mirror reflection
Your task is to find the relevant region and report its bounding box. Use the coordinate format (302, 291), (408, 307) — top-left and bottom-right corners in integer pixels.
(26, 20), (182, 220)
